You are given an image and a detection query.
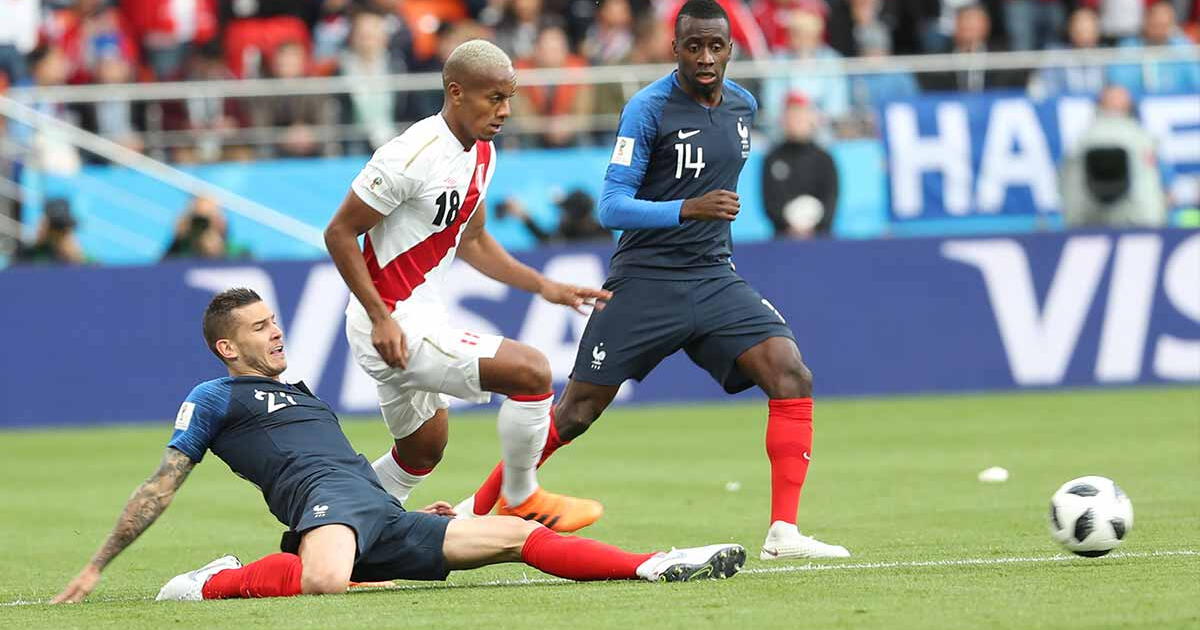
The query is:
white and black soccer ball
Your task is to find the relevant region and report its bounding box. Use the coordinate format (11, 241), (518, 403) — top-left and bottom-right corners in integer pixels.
(1048, 476), (1133, 557)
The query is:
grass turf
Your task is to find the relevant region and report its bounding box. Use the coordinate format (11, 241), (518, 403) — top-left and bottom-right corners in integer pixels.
(1, 387), (1197, 629)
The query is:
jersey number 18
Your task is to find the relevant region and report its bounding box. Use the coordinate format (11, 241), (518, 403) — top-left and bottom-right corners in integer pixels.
(674, 143), (706, 179)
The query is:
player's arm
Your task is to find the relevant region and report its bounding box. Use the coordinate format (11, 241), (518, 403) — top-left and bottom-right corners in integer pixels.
(324, 189), (409, 369)
(457, 203), (610, 313)
(597, 100), (739, 229)
(52, 448), (196, 604)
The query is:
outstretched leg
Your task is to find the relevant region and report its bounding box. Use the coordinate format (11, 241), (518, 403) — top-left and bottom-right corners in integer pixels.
(184, 524), (356, 600)
(442, 517), (744, 583)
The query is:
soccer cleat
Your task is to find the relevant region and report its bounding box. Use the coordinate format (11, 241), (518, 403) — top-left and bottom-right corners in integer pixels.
(497, 488), (603, 532)
(759, 521), (850, 560)
(451, 495), (481, 520)
(636, 544), (746, 582)
(155, 555), (242, 601)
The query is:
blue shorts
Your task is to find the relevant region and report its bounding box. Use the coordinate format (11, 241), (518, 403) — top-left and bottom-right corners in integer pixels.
(571, 274), (795, 393)
(286, 476), (450, 582)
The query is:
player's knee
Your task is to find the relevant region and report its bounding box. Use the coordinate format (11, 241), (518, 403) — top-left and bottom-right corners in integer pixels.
(300, 567), (350, 595)
(767, 360), (813, 399)
(393, 438), (445, 471)
(504, 518), (545, 558)
(512, 351), (552, 396)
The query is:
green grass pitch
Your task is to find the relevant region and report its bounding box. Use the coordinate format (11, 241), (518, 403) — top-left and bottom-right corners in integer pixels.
(2, 387), (1197, 629)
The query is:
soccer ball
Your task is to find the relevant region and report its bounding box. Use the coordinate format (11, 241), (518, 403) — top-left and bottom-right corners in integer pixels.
(1047, 475), (1133, 557)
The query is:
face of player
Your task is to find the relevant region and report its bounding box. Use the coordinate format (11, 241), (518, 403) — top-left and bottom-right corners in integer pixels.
(222, 301), (287, 378)
(673, 17), (733, 99)
(451, 69), (517, 144)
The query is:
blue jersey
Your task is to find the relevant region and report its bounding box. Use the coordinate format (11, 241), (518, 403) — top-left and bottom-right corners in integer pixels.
(167, 376), (380, 530)
(599, 71), (757, 279)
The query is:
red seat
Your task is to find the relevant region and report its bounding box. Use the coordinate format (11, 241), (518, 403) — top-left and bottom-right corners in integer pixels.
(223, 16), (311, 78)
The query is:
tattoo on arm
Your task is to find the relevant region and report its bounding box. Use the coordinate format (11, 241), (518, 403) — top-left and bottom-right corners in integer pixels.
(88, 448), (195, 571)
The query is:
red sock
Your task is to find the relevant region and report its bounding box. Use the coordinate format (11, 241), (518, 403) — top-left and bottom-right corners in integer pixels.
(766, 398), (814, 525)
(520, 526), (654, 581)
(201, 553), (303, 599)
(472, 409), (569, 516)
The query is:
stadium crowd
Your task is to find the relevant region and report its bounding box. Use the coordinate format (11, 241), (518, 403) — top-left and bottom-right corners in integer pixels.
(0, 0), (1196, 263)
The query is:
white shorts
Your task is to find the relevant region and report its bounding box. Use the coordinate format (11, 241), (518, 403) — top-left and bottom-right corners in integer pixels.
(346, 303), (504, 440)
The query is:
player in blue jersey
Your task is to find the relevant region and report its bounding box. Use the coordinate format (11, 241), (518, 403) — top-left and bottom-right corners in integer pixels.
(462, 0), (849, 560)
(52, 288), (744, 603)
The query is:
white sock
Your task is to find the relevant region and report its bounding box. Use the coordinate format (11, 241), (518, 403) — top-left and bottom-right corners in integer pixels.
(371, 448), (430, 504)
(497, 394), (551, 506)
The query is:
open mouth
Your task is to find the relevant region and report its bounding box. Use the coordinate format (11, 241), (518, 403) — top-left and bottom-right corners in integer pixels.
(488, 123), (503, 133)
(696, 72), (718, 84)
(270, 344), (284, 358)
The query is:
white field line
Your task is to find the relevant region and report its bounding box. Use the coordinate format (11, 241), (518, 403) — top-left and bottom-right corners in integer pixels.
(6, 550), (1196, 606)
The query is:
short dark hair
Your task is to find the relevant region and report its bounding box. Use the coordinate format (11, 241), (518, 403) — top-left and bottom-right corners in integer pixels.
(202, 288), (262, 362)
(675, 0), (729, 37)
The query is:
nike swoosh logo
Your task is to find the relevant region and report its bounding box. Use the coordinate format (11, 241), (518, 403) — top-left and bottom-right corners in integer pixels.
(677, 129), (701, 139)
(762, 547), (779, 557)
(803, 452), (811, 461)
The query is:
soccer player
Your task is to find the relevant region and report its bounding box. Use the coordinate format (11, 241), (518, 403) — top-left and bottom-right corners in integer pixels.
(323, 40), (608, 531)
(51, 289), (745, 604)
(462, 0), (850, 560)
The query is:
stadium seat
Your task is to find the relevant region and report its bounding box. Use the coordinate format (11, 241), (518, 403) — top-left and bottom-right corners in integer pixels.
(223, 16), (312, 78)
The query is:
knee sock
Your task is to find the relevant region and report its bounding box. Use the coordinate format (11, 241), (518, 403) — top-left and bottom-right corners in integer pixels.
(473, 408), (569, 515)
(371, 446), (432, 504)
(495, 393), (553, 507)
(201, 553), (303, 599)
(766, 398), (814, 525)
(520, 526), (654, 581)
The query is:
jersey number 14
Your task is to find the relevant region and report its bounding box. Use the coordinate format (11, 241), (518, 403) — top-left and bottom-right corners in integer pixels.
(674, 143), (706, 179)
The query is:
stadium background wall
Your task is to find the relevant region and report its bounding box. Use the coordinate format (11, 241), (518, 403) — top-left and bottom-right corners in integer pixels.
(1, 228), (1196, 428)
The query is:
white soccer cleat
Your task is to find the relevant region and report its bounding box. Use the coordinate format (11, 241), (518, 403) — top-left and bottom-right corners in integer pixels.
(155, 555), (242, 601)
(760, 521), (850, 560)
(452, 495), (481, 519)
(636, 544), (746, 582)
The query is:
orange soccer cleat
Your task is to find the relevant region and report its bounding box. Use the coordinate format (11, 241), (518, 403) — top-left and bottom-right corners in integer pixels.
(497, 488), (604, 532)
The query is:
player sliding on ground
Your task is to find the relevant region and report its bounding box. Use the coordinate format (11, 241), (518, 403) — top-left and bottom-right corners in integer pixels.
(324, 39), (607, 532)
(460, 0), (849, 560)
(51, 289), (745, 604)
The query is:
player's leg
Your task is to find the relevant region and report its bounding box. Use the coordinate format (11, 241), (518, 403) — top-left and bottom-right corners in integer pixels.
(371, 406), (447, 503)
(441, 516), (745, 582)
(463, 277), (691, 523)
(685, 277), (847, 559)
(174, 524), (356, 600)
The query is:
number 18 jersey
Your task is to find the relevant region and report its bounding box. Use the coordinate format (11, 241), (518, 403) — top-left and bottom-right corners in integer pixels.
(349, 113), (497, 316)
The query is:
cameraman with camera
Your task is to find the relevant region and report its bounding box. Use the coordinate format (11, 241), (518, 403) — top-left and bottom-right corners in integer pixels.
(14, 198), (87, 265)
(163, 196), (231, 260)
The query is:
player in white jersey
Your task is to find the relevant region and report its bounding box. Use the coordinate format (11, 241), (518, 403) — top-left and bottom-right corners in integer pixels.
(324, 40), (608, 532)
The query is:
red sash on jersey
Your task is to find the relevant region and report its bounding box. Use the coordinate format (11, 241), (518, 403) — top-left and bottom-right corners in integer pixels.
(363, 140), (492, 310)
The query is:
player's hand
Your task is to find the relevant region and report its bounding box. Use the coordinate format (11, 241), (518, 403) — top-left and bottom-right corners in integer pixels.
(419, 501), (457, 517)
(372, 317), (409, 369)
(539, 280), (612, 315)
(51, 564), (101, 604)
(681, 190), (740, 222)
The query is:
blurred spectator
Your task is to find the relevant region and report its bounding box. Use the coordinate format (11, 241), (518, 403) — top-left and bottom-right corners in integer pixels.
(584, 0), (634, 65)
(1028, 7), (1107, 96)
(81, 46), (142, 152)
(491, 0), (544, 60)
(249, 41), (339, 157)
(314, 0), (419, 76)
(120, 0), (219, 80)
(846, 23), (918, 133)
(0, 0), (40, 87)
(827, 0), (900, 58)
(218, 0), (319, 25)
(28, 44), (82, 175)
(664, 0), (771, 59)
(514, 21), (592, 148)
(45, 0), (139, 85)
(1107, 0), (1200, 94)
(1002, 0), (1068, 51)
(919, 0), (974, 53)
(166, 41), (251, 163)
(163, 196), (236, 259)
(761, 93), (838, 239)
(627, 13), (673, 64)
(340, 9), (399, 150)
(407, 19), (490, 117)
(921, 4), (1026, 92)
(1060, 85), (1167, 229)
(498, 190), (610, 244)
(1088, 0), (1143, 42)
(14, 198), (87, 265)
(762, 2), (850, 132)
